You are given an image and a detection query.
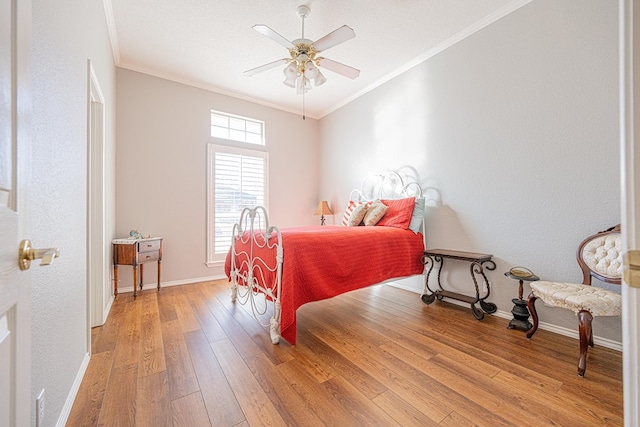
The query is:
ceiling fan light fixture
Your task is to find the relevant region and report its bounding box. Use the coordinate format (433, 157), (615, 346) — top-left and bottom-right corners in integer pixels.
(283, 76), (297, 88)
(304, 61), (319, 79)
(314, 70), (327, 87)
(283, 62), (299, 87)
(296, 76), (311, 94)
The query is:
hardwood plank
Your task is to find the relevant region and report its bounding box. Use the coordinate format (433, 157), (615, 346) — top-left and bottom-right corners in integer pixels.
(491, 368), (622, 426)
(210, 282), (296, 365)
(171, 392), (212, 427)
(277, 359), (367, 426)
(308, 324), (453, 423)
(302, 302), (390, 347)
(189, 285), (227, 342)
(160, 319), (199, 400)
(97, 363), (137, 426)
(66, 351), (113, 426)
(174, 291), (201, 333)
(212, 339), (287, 426)
(245, 353), (325, 427)
(311, 320), (518, 426)
(294, 325), (387, 398)
(200, 285), (263, 360)
(156, 285), (178, 322)
(139, 294), (166, 377)
(113, 300), (142, 368)
(421, 353), (589, 426)
(439, 411), (478, 427)
(135, 371), (172, 426)
(91, 301), (124, 354)
(184, 330), (245, 426)
(383, 308), (566, 393)
(557, 378), (623, 417)
(321, 375), (401, 426)
(372, 389), (440, 427)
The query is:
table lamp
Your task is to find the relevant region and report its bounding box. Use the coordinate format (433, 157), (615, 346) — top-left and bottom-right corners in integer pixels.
(314, 201), (333, 225)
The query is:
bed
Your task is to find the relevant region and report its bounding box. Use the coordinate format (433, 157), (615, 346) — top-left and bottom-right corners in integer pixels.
(224, 172), (427, 345)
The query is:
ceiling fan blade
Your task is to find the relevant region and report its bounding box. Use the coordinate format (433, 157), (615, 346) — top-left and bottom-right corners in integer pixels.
(313, 25), (355, 52)
(317, 58), (360, 79)
(244, 59), (289, 77)
(253, 24), (295, 49)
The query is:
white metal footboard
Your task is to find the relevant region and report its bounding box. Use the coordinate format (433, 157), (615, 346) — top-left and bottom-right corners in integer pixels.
(229, 206), (283, 344)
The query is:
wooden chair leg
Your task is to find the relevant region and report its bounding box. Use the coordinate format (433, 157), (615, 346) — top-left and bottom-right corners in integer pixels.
(526, 292), (539, 339)
(577, 309), (593, 377)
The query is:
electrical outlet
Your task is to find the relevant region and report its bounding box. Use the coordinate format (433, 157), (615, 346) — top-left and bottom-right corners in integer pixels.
(36, 389), (45, 427)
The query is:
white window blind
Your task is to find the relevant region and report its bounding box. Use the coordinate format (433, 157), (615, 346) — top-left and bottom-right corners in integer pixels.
(207, 144), (268, 263)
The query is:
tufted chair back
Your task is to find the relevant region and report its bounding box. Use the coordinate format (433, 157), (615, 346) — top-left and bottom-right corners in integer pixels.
(577, 224), (622, 286)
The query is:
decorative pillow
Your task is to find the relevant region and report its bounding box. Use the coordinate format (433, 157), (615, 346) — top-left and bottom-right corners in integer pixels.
(376, 197), (415, 229)
(340, 201), (362, 226)
(408, 197), (425, 233)
(347, 203), (369, 226)
(363, 201), (388, 226)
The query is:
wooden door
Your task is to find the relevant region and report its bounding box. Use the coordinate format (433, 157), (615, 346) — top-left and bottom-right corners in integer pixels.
(0, 0), (31, 425)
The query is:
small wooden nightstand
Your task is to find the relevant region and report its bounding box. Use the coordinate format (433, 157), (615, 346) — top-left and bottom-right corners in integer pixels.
(112, 237), (163, 298)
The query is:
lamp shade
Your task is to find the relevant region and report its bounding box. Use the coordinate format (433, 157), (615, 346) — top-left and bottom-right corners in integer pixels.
(314, 201), (333, 216)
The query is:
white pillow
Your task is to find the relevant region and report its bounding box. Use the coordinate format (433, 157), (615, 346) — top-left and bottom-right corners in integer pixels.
(408, 197), (425, 233)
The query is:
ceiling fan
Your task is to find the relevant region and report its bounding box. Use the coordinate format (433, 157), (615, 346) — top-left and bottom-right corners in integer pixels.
(244, 5), (360, 97)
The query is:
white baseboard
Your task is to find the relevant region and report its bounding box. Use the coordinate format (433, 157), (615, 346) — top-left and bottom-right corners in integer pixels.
(490, 309), (622, 352)
(56, 352), (90, 427)
(385, 281), (622, 352)
(103, 294), (114, 323)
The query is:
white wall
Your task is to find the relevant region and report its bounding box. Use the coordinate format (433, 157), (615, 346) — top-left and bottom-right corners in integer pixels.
(319, 0), (621, 342)
(115, 68), (319, 284)
(31, 0), (116, 425)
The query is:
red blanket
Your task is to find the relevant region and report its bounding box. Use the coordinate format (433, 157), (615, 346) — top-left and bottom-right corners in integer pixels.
(225, 225), (424, 344)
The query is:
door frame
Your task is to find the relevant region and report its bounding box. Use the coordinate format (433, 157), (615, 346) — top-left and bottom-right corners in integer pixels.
(620, 1), (640, 425)
(87, 60), (109, 333)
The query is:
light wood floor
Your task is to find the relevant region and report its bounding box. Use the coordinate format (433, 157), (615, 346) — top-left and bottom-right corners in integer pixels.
(67, 279), (623, 426)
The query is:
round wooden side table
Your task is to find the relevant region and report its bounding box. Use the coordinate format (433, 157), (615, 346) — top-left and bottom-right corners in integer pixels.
(504, 268), (539, 331)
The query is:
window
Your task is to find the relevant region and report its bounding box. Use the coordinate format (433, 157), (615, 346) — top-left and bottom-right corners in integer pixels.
(210, 110), (265, 145)
(207, 144), (269, 264)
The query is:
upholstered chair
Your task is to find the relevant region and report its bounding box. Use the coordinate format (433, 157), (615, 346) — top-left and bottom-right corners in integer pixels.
(526, 225), (622, 377)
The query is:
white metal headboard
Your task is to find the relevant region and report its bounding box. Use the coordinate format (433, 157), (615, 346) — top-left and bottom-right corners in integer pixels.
(349, 171), (423, 202)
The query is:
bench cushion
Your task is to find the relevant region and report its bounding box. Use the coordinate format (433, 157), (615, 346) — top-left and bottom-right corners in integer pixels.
(530, 281), (621, 317)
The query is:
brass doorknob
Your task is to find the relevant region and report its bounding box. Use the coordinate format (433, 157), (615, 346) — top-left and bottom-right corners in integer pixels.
(18, 239), (60, 271)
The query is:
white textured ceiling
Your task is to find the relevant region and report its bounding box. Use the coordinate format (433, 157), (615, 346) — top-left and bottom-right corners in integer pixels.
(107, 0), (525, 119)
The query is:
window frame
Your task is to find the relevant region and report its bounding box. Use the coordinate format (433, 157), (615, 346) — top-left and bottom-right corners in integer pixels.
(210, 110), (265, 146)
